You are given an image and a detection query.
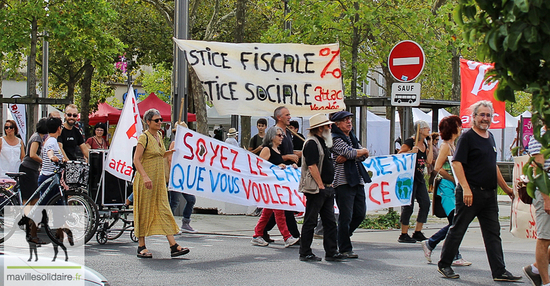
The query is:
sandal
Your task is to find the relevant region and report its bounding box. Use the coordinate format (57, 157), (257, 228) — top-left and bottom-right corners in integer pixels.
(170, 243), (190, 257)
(137, 245), (152, 258)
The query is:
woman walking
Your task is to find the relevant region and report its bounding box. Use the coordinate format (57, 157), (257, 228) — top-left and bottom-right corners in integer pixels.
(251, 126), (299, 247)
(133, 109), (189, 258)
(19, 118), (47, 204)
(421, 115), (471, 266)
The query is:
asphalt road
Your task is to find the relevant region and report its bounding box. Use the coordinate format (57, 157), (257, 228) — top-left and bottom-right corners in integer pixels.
(84, 215), (534, 286)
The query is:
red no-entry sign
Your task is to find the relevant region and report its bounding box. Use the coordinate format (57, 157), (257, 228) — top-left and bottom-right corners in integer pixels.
(388, 40), (425, 82)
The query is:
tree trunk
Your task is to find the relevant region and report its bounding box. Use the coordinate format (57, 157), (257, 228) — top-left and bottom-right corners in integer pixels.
(235, 0), (250, 148)
(189, 67), (208, 135)
(80, 61), (93, 137)
(350, 3), (360, 99)
(451, 48), (461, 115)
(27, 17), (39, 141)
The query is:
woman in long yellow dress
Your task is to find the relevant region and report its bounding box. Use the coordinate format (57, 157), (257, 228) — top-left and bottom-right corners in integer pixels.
(133, 108), (189, 258)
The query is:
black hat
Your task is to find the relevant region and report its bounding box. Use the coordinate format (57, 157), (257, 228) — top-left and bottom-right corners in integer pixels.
(330, 111), (353, 122)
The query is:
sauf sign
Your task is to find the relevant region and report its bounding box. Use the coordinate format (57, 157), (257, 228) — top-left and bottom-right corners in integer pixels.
(459, 59), (505, 129)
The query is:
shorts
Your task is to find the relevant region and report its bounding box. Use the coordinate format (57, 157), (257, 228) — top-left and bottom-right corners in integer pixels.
(534, 190), (550, 240)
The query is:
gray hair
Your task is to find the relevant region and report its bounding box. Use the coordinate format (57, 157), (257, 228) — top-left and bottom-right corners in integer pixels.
(470, 100), (494, 117)
(414, 120), (429, 131)
(273, 106), (287, 122)
(263, 126), (284, 147)
(143, 108), (161, 123)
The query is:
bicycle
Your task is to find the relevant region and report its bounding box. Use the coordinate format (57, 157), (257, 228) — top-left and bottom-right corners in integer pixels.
(0, 161), (99, 245)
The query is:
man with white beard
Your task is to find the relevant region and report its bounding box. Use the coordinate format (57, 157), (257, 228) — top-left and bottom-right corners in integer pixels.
(330, 110), (371, 259)
(298, 113), (343, 262)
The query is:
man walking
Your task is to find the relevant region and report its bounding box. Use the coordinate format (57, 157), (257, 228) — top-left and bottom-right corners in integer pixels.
(299, 113), (343, 262)
(437, 100), (521, 282)
(524, 126), (550, 286)
(58, 104), (89, 161)
(330, 110), (370, 259)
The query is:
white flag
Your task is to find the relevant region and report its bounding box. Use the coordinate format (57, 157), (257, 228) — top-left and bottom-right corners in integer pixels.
(8, 104), (26, 145)
(104, 86), (143, 181)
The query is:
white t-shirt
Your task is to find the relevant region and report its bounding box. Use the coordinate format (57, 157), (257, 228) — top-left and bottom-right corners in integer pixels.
(225, 137), (239, 147)
(40, 136), (64, 176)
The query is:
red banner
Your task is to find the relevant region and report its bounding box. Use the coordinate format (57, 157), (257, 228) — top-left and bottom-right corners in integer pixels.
(459, 59), (505, 129)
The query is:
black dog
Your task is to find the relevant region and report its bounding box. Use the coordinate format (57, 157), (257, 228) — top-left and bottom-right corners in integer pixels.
(17, 209), (74, 262)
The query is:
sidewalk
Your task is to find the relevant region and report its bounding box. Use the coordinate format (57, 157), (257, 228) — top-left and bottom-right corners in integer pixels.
(179, 194), (535, 252)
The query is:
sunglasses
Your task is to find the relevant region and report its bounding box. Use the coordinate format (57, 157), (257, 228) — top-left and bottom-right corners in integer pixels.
(66, 113), (78, 118)
(4, 126), (14, 130)
(151, 118), (162, 123)
(276, 134), (284, 138)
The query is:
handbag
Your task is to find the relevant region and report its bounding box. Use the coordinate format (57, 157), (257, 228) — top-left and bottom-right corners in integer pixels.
(432, 176), (447, 218)
(517, 175), (532, 204)
(299, 137), (324, 194)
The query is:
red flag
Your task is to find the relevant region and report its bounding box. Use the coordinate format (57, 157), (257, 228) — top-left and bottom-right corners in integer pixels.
(459, 59), (506, 129)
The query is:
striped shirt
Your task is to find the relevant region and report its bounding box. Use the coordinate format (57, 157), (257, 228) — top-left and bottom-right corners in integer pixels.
(331, 136), (367, 188)
(40, 137), (64, 176)
(527, 133), (550, 173)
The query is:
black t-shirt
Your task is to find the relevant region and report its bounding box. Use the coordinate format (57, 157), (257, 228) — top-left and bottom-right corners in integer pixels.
(453, 128), (497, 189)
(292, 133), (305, 151)
(58, 126), (85, 160)
(267, 147), (284, 165)
(249, 134), (264, 155)
(279, 128), (295, 165)
(403, 137), (428, 181)
(303, 135), (334, 184)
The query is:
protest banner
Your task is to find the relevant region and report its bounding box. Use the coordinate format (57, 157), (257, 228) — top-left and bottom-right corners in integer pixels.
(173, 39), (345, 117)
(459, 59), (505, 129)
(363, 153), (415, 211)
(510, 155), (537, 239)
(170, 126), (415, 212)
(8, 103), (26, 145)
(105, 86), (143, 181)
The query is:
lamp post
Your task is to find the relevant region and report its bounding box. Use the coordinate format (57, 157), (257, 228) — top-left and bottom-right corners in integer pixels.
(173, 0), (189, 124)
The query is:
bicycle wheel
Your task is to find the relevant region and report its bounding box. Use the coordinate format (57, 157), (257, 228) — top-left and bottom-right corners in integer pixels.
(0, 190), (20, 244)
(47, 191), (99, 245)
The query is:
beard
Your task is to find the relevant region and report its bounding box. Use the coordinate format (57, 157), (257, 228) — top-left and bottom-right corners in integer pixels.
(322, 128), (333, 148)
(474, 119), (491, 130)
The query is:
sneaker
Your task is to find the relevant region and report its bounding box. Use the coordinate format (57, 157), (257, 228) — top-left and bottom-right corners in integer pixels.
(398, 233), (417, 243)
(421, 241), (432, 263)
(284, 236), (299, 248)
(300, 254), (322, 262)
(325, 253), (345, 261)
(251, 236), (269, 246)
(493, 270), (522, 282)
(438, 266), (460, 279)
(340, 251), (359, 259)
(180, 222), (198, 233)
(523, 265), (541, 286)
(452, 258), (472, 266)
(412, 231), (428, 241)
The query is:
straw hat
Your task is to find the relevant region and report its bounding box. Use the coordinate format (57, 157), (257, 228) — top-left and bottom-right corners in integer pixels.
(307, 113), (334, 130)
(227, 128), (238, 136)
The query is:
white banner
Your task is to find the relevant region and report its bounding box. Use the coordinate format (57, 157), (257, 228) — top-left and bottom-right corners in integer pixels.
(170, 126), (415, 212)
(8, 104), (26, 145)
(511, 155), (537, 239)
(173, 39), (346, 117)
(104, 86), (142, 181)
(363, 153), (415, 211)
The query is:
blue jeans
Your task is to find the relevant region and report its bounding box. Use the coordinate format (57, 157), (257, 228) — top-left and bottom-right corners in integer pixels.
(335, 184), (366, 253)
(169, 191), (196, 219)
(427, 210), (461, 260)
(37, 174), (55, 205)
